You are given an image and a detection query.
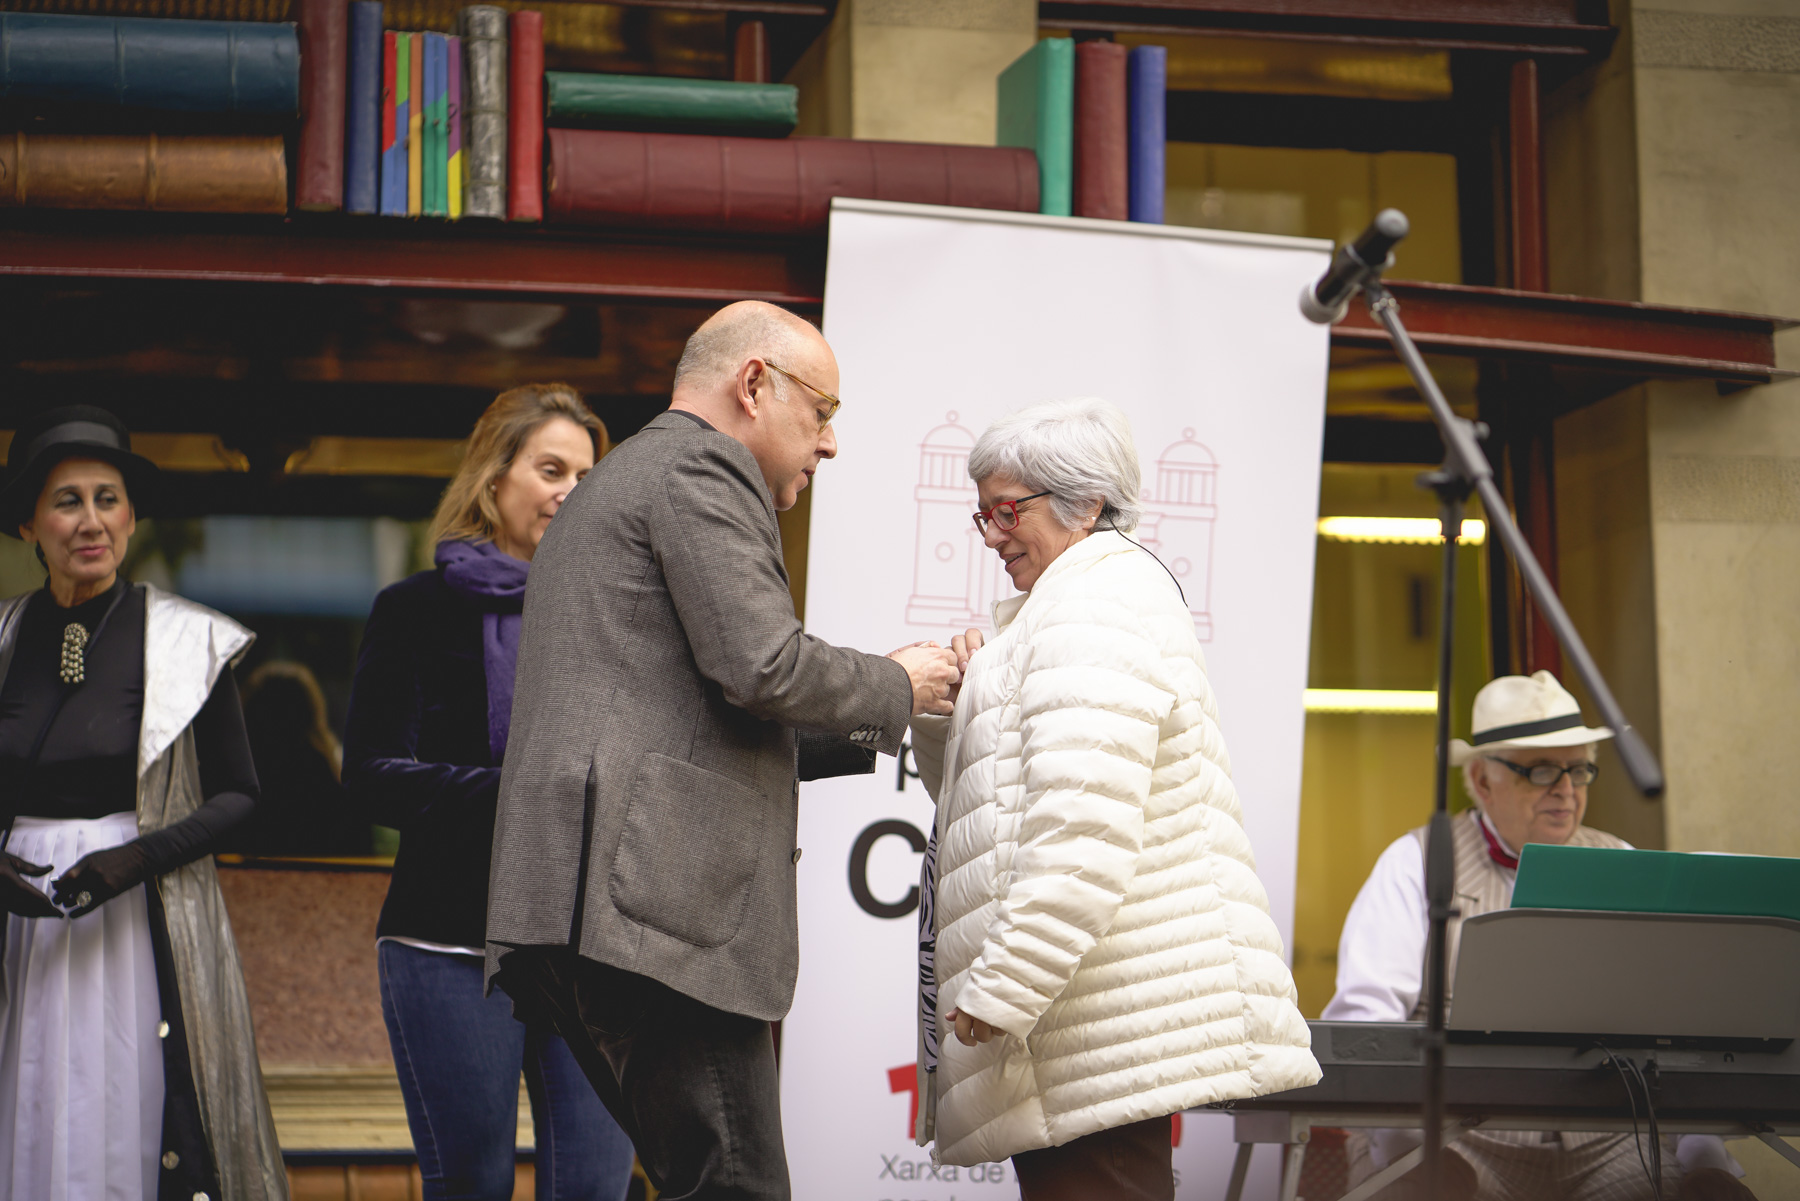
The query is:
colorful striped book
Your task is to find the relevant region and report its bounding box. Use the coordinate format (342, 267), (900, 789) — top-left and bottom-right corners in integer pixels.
(447, 35), (464, 219)
(407, 31), (423, 215)
(997, 38), (1074, 218)
(424, 32), (447, 216)
(379, 31), (405, 215)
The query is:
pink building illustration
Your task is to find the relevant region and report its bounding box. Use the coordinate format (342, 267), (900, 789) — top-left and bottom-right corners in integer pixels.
(1136, 429), (1219, 641)
(904, 414), (1014, 630)
(903, 417), (1218, 641)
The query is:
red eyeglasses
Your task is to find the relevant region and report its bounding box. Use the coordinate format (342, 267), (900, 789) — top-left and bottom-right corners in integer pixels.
(973, 491), (1053, 535)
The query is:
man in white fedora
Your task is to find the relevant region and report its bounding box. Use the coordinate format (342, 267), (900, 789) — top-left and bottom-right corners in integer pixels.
(1324, 671), (1753, 1200)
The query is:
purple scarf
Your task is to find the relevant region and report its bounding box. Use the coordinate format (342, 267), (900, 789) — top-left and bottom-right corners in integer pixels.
(437, 539), (529, 762)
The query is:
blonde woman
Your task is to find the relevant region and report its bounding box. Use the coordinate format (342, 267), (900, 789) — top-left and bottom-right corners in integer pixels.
(343, 385), (633, 1201)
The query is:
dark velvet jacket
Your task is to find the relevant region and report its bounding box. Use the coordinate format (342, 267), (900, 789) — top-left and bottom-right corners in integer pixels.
(344, 568), (499, 947)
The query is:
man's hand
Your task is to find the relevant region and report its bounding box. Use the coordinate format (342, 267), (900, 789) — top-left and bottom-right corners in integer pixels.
(947, 1007), (998, 1047)
(1, 853), (63, 919)
(889, 643), (959, 716)
(947, 628), (984, 703)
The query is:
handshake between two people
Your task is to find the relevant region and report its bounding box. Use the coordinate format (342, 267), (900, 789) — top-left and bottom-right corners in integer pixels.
(886, 628), (987, 717)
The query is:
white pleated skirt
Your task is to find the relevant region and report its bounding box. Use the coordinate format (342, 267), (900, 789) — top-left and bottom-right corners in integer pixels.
(0, 814), (163, 1201)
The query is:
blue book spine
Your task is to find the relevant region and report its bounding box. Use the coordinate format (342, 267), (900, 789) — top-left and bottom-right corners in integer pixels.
(344, 1), (383, 214)
(0, 12), (298, 114)
(1127, 45), (1166, 224)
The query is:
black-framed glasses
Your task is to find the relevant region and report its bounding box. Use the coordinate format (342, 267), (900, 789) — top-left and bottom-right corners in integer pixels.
(973, 491), (1053, 535)
(1487, 758), (1600, 788)
(764, 361), (841, 430)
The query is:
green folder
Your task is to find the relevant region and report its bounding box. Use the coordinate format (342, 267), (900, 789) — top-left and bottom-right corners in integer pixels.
(997, 38), (1073, 218)
(544, 73), (798, 138)
(1513, 843), (1800, 923)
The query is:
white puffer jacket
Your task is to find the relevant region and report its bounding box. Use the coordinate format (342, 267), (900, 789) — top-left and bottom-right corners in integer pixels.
(911, 531), (1320, 1166)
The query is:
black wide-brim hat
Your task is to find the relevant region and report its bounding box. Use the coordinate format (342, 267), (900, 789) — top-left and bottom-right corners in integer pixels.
(1, 405), (161, 537)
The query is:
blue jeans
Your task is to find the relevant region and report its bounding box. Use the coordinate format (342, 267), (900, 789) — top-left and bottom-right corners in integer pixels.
(378, 940), (636, 1201)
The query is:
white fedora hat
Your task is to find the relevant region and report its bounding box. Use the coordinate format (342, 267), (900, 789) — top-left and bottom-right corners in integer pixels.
(1448, 671), (1614, 766)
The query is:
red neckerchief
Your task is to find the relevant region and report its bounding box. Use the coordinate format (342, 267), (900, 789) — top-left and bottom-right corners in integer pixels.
(1475, 812), (1520, 871)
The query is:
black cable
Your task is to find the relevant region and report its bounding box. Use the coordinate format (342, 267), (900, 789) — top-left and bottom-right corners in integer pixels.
(1104, 519), (1187, 606)
(1627, 1055), (1664, 1200)
(1597, 1043), (1660, 1201)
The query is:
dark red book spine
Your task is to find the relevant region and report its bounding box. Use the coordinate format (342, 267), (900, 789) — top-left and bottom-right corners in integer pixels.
(545, 130), (1039, 234)
(1073, 40), (1128, 221)
(295, 0), (348, 211)
(507, 9), (544, 222)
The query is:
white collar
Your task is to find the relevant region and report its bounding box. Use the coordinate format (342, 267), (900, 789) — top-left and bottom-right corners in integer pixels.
(989, 530), (1135, 633)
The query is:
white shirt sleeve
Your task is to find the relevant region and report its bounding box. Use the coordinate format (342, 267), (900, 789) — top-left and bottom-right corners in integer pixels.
(1321, 834), (1429, 1023)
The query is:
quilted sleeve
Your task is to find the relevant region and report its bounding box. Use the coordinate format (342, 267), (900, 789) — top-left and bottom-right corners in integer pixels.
(951, 593), (1175, 1039)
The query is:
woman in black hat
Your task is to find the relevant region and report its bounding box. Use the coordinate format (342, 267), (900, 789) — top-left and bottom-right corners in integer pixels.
(0, 406), (286, 1201)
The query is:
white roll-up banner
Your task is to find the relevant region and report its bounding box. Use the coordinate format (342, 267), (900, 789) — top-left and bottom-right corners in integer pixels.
(783, 199), (1333, 1200)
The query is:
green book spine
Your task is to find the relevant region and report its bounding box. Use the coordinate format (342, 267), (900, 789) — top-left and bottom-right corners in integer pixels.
(544, 72), (798, 138)
(997, 38), (1073, 217)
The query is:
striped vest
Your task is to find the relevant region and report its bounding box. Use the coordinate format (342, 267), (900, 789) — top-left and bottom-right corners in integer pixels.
(1408, 809), (1629, 1021)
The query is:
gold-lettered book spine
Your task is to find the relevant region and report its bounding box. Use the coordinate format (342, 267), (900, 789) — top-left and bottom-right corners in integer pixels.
(0, 132), (288, 213)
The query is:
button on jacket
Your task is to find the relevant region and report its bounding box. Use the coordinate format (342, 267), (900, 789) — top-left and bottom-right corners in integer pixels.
(909, 530), (1321, 1166)
(484, 411), (914, 1021)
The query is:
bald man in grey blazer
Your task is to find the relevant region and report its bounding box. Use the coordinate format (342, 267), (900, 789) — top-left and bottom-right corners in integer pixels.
(487, 302), (958, 1199)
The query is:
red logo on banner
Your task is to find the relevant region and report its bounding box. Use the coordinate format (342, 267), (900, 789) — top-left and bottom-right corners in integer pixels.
(888, 1063), (919, 1137)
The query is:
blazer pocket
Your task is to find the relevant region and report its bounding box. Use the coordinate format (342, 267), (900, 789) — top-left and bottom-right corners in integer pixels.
(608, 753), (765, 949)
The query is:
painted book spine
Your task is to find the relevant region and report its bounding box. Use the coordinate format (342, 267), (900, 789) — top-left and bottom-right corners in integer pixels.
(1127, 44), (1166, 224)
(343, 0), (382, 214)
(0, 132), (288, 213)
(1072, 40), (1127, 221)
(379, 31), (404, 215)
(0, 13), (298, 114)
(424, 32), (447, 216)
(458, 6), (507, 219)
(447, 35), (464, 219)
(407, 31), (423, 216)
(542, 72), (798, 137)
(545, 130), (1038, 234)
(996, 37), (1073, 217)
(507, 9), (544, 222)
(295, 0), (348, 211)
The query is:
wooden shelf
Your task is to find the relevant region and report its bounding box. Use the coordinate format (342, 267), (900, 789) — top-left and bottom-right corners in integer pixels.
(1, 215), (1789, 386)
(0, 214), (828, 308)
(1041, 0), (1617, 55)
(1337, 280), (1794, 386)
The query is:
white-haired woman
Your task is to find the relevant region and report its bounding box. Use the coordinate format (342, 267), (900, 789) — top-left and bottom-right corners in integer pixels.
(908, 398), (1319, 1198)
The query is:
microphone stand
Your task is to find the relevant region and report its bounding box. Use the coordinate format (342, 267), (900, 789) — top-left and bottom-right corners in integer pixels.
(1333, 240), (1665, 1195)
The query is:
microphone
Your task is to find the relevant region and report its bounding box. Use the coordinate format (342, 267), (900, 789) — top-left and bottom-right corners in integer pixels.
(1300, 208), (1410, 324)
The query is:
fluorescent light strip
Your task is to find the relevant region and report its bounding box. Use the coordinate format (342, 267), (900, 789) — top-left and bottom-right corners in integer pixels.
(1318, 516), (1487, 545)
(1305, 689), (1438, 714)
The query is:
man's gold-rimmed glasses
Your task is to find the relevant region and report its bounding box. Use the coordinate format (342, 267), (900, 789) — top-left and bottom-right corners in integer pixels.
(764, 361), (842, 429)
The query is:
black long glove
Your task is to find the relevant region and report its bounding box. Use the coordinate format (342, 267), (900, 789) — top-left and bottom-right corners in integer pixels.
(1, 852), (64, 918)
(51, 841), (152, 919)
(50, 790), (254, 919)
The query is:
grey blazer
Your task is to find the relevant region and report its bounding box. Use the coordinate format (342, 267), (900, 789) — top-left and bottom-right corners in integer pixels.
(485, 411), (913, 1020)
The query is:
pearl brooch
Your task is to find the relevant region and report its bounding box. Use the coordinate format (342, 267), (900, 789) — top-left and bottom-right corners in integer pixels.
(59, 622), (89, 685)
